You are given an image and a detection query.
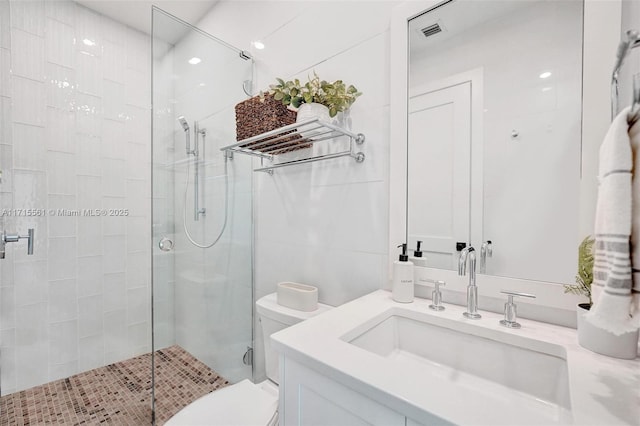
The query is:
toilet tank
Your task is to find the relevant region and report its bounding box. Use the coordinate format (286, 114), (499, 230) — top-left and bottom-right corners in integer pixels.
(256, 293), (332, 384)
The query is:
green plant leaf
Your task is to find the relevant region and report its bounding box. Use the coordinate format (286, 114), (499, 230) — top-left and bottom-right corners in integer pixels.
(564, 235), (595, 305)
(268, 73), (362, 113)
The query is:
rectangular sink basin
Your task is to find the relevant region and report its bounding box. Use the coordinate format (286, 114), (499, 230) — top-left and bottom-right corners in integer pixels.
(343, 309), (572, 423)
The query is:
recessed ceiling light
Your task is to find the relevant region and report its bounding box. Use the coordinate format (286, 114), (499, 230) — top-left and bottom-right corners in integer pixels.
(82, 38), (95, 46)
(253, 40), (265, 50)
(188, 57), (201, 65)
(539, 71), (552, 79)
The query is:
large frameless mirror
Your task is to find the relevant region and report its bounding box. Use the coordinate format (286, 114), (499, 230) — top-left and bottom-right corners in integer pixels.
(407, 0), (584, 284)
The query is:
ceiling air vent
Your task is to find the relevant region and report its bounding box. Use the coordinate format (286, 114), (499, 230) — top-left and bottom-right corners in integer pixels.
(421, 23), (442, 39)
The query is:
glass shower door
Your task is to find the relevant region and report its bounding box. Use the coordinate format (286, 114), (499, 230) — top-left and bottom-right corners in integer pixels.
(151, 7), (254, 422)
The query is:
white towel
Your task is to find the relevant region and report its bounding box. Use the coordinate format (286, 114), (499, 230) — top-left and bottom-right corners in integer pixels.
(589, 107), (637, 334)
(629, 115), (640, 322)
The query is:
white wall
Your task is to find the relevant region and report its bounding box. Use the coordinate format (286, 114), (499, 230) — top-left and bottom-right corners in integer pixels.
(0, 0), (151, 394)
(196, 0), (397, 381)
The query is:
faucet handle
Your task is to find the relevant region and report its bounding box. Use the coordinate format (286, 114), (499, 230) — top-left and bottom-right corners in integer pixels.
(480, 240), (493, 273)
(417, 278), (447, 311)
(26, 228), (34, 255)
(1, 228), (35, 258)
(499, 290), (535, 329)
(500, 290), (535, 298)
(484, 240), (493, 255)
(428, 280), (446, 311)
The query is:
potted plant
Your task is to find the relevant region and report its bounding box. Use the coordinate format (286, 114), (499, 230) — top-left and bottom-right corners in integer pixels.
(564, 235), (594, 312)
(566, 236), (639, 359)
(267, 72), (362, 125)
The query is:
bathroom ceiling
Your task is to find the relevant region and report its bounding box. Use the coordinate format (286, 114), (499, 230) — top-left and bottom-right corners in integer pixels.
(75, 0), (218, 36)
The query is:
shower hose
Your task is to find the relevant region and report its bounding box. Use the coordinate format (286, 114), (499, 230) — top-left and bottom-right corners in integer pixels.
(182, 153), (228, 248)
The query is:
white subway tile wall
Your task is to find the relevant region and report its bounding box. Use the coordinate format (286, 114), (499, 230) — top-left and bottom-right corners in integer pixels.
(0, 0), (151, 394)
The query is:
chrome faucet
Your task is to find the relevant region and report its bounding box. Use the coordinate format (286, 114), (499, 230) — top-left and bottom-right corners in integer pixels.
(458, 246), (481, 319)
(480, 240), (492, 273)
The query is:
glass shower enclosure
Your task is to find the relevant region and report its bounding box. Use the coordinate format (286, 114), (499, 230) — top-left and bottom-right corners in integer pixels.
(151, 7), (254, 421)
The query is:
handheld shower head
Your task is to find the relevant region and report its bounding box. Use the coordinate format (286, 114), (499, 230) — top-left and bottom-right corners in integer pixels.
(178, 116), (190, 132)
(178, 116), (192, 154)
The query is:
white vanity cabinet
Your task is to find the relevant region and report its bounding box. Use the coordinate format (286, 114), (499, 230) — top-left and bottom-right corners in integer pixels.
(272, 291), (640, 426)
(279, 356), (410, 426)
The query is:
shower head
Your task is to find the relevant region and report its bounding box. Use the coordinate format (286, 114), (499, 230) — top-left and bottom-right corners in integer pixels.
(178, 116), (192, 155)
(178, 116), (190, 132)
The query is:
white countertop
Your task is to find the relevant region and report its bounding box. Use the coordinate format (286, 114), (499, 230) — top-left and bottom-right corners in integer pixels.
(271, 290), (640, 425)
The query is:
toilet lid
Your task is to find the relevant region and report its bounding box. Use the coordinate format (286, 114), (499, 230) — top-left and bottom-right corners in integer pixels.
(165, 379), (278, 426)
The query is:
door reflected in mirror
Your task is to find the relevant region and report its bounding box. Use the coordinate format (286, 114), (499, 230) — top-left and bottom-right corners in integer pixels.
(407, 0), (583, 283)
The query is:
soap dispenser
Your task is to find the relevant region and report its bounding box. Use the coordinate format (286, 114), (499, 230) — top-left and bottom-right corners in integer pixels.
(410, 240), (427, 267)
(393, 243), (414, 303)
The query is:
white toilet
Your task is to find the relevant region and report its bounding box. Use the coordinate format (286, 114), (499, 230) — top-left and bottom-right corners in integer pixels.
(165, 293), (331, 426)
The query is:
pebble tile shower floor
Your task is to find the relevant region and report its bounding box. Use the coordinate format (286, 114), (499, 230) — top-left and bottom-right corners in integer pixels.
(0, 345), (229, 425)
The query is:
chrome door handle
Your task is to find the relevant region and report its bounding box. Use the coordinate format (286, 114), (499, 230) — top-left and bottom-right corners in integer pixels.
(158, 237), (174, 252)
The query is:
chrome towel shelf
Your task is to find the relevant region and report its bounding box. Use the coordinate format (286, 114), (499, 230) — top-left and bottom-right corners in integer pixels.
(220, 118), (365, 174)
